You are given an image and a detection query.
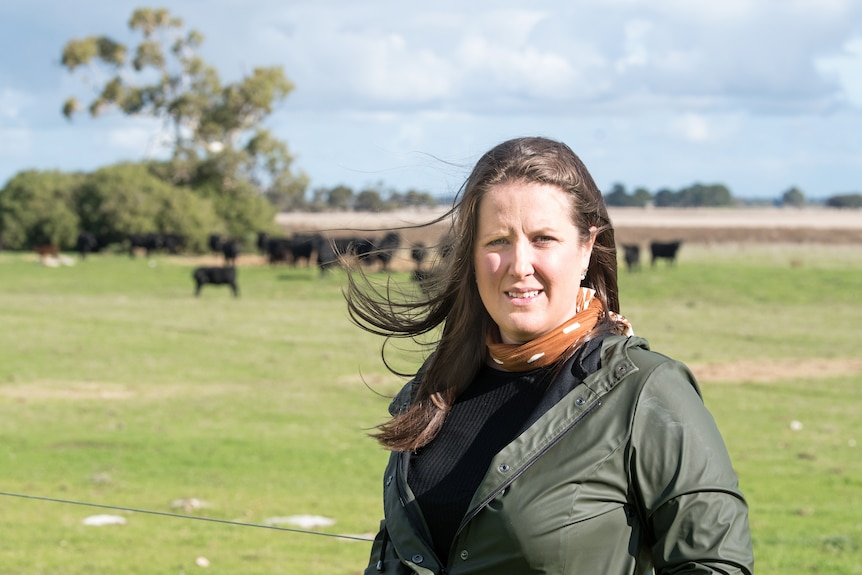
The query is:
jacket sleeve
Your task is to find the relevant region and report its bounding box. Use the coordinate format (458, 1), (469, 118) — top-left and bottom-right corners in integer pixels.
(629, 359), (754, 575)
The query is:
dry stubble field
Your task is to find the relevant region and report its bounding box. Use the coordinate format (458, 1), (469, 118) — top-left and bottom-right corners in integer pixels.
(272, 205), (862, 268)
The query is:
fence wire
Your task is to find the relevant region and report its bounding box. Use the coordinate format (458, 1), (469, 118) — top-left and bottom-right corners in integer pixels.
(0, 490), (374, 542)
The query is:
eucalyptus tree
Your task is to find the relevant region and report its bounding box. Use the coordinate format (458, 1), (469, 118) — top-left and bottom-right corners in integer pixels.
(60, 7), (308, 226)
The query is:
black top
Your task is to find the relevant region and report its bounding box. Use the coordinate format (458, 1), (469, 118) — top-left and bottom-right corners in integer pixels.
(407, 337), (606, 562)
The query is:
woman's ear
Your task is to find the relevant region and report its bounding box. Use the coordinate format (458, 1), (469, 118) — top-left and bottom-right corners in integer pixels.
(586, 226), (598, 249)
(582, 226), (598, 269)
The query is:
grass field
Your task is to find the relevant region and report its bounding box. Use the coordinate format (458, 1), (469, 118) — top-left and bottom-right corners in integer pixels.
(1, 243), (860, 574)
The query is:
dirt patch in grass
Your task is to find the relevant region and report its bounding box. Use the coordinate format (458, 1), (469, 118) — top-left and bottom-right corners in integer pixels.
(689, 358), (862, 383)
(0, 381), (237, 401)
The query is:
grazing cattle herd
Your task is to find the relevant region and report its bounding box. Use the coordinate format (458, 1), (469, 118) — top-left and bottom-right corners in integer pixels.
(20, 226), (684, 295)
(256, 231), (405, 275)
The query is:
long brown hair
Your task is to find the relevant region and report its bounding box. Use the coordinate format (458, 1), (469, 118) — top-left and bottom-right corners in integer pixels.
(345, 136), (624, 451)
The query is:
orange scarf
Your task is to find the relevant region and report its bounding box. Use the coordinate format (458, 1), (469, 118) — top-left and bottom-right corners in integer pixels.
(486, 288), (629, 372)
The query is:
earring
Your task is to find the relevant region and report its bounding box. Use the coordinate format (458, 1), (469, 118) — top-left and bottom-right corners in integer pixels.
(580, 268), (588, 281)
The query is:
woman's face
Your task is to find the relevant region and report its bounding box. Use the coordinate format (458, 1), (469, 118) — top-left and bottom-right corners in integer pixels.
(474, 181), (595, 345)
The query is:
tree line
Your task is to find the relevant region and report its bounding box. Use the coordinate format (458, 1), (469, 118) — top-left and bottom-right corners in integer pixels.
(603, 183), (861, 209)
(0, 163), (438, 252)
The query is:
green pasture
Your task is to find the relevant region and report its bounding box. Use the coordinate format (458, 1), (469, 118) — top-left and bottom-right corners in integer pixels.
(0, 243), (860, 574)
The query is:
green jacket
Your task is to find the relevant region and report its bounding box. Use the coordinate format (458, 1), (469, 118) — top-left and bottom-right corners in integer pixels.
(365, 335), (754, 575)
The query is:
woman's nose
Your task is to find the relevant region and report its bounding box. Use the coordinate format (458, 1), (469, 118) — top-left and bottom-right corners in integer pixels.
(509, 240), (534, 277)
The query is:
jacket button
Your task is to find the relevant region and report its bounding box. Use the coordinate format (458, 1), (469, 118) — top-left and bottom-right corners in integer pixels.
(575, 396), (586, 406)
(460, 550), (469, 560)
(497, 463), (510, 473)
(411, 554), (424, 564)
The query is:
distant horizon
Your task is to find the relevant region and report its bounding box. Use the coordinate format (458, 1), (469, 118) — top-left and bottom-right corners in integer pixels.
(2, 162), (851, 204)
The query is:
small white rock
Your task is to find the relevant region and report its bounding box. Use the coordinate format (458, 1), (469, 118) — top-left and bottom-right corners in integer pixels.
(265, 515), (336, 529)
(789, 420), (803, 431)
(171, 498), (206, 511)
(195, 556), (210, 568)
(82, 514), (127, 526)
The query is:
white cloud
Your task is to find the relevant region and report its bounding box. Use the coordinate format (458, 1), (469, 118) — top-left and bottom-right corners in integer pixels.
(816, 36), (862, 107)
(615, 20), (652, 72)
(670, 113), (712, 142)
(164, 1), (862, 117)
(352, 33), (454, 102)
(457, 35), (579, 99)
(667, 112), (743, 144)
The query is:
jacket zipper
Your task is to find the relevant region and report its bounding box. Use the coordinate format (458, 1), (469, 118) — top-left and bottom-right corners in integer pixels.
(375, 527), (389, 572)
(452, 398), (604, 541)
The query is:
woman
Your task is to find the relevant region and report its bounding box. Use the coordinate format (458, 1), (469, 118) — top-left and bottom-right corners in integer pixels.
(347, 137), (753, 574)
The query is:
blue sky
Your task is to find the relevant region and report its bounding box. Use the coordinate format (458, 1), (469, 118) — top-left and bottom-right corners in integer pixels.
(1, 0), (861, 200)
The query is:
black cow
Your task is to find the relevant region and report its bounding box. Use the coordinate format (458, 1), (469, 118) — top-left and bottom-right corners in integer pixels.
(193, 266), (238, 297)
(352, 237), (376, 264)
(315, 235), (355, 274)
(161, 233), (185, 254)
(221, 239), (240, 267)
(376, 232), (402, 271)
(128, 232), (162, 257)
(128, 232), (185, 257)
(208, 234), (223, 255)
(266, 236), (293, 264)
(256, 232), (270, 254)
(650, 241), (682, 267)
(313, 234), (366, 274)
(290, 233), (317, 267)
(76, 231), (98, 259)
(353, 232), (401, 271)
(315, 236), (340, 274)
(622, 244), (641, 272)
(411, 243), (428, 268)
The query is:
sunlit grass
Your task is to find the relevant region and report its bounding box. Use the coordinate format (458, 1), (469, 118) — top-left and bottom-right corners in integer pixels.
(0, 245), (860, 574)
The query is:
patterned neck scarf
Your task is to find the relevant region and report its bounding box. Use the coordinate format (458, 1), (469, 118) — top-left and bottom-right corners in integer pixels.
(486, 287), (632, 372)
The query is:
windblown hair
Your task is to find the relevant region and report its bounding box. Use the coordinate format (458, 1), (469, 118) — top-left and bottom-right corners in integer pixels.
(345, 136), (625, 451)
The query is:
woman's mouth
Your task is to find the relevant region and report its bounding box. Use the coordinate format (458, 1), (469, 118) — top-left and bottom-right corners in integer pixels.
(506, 290), (540, 300)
